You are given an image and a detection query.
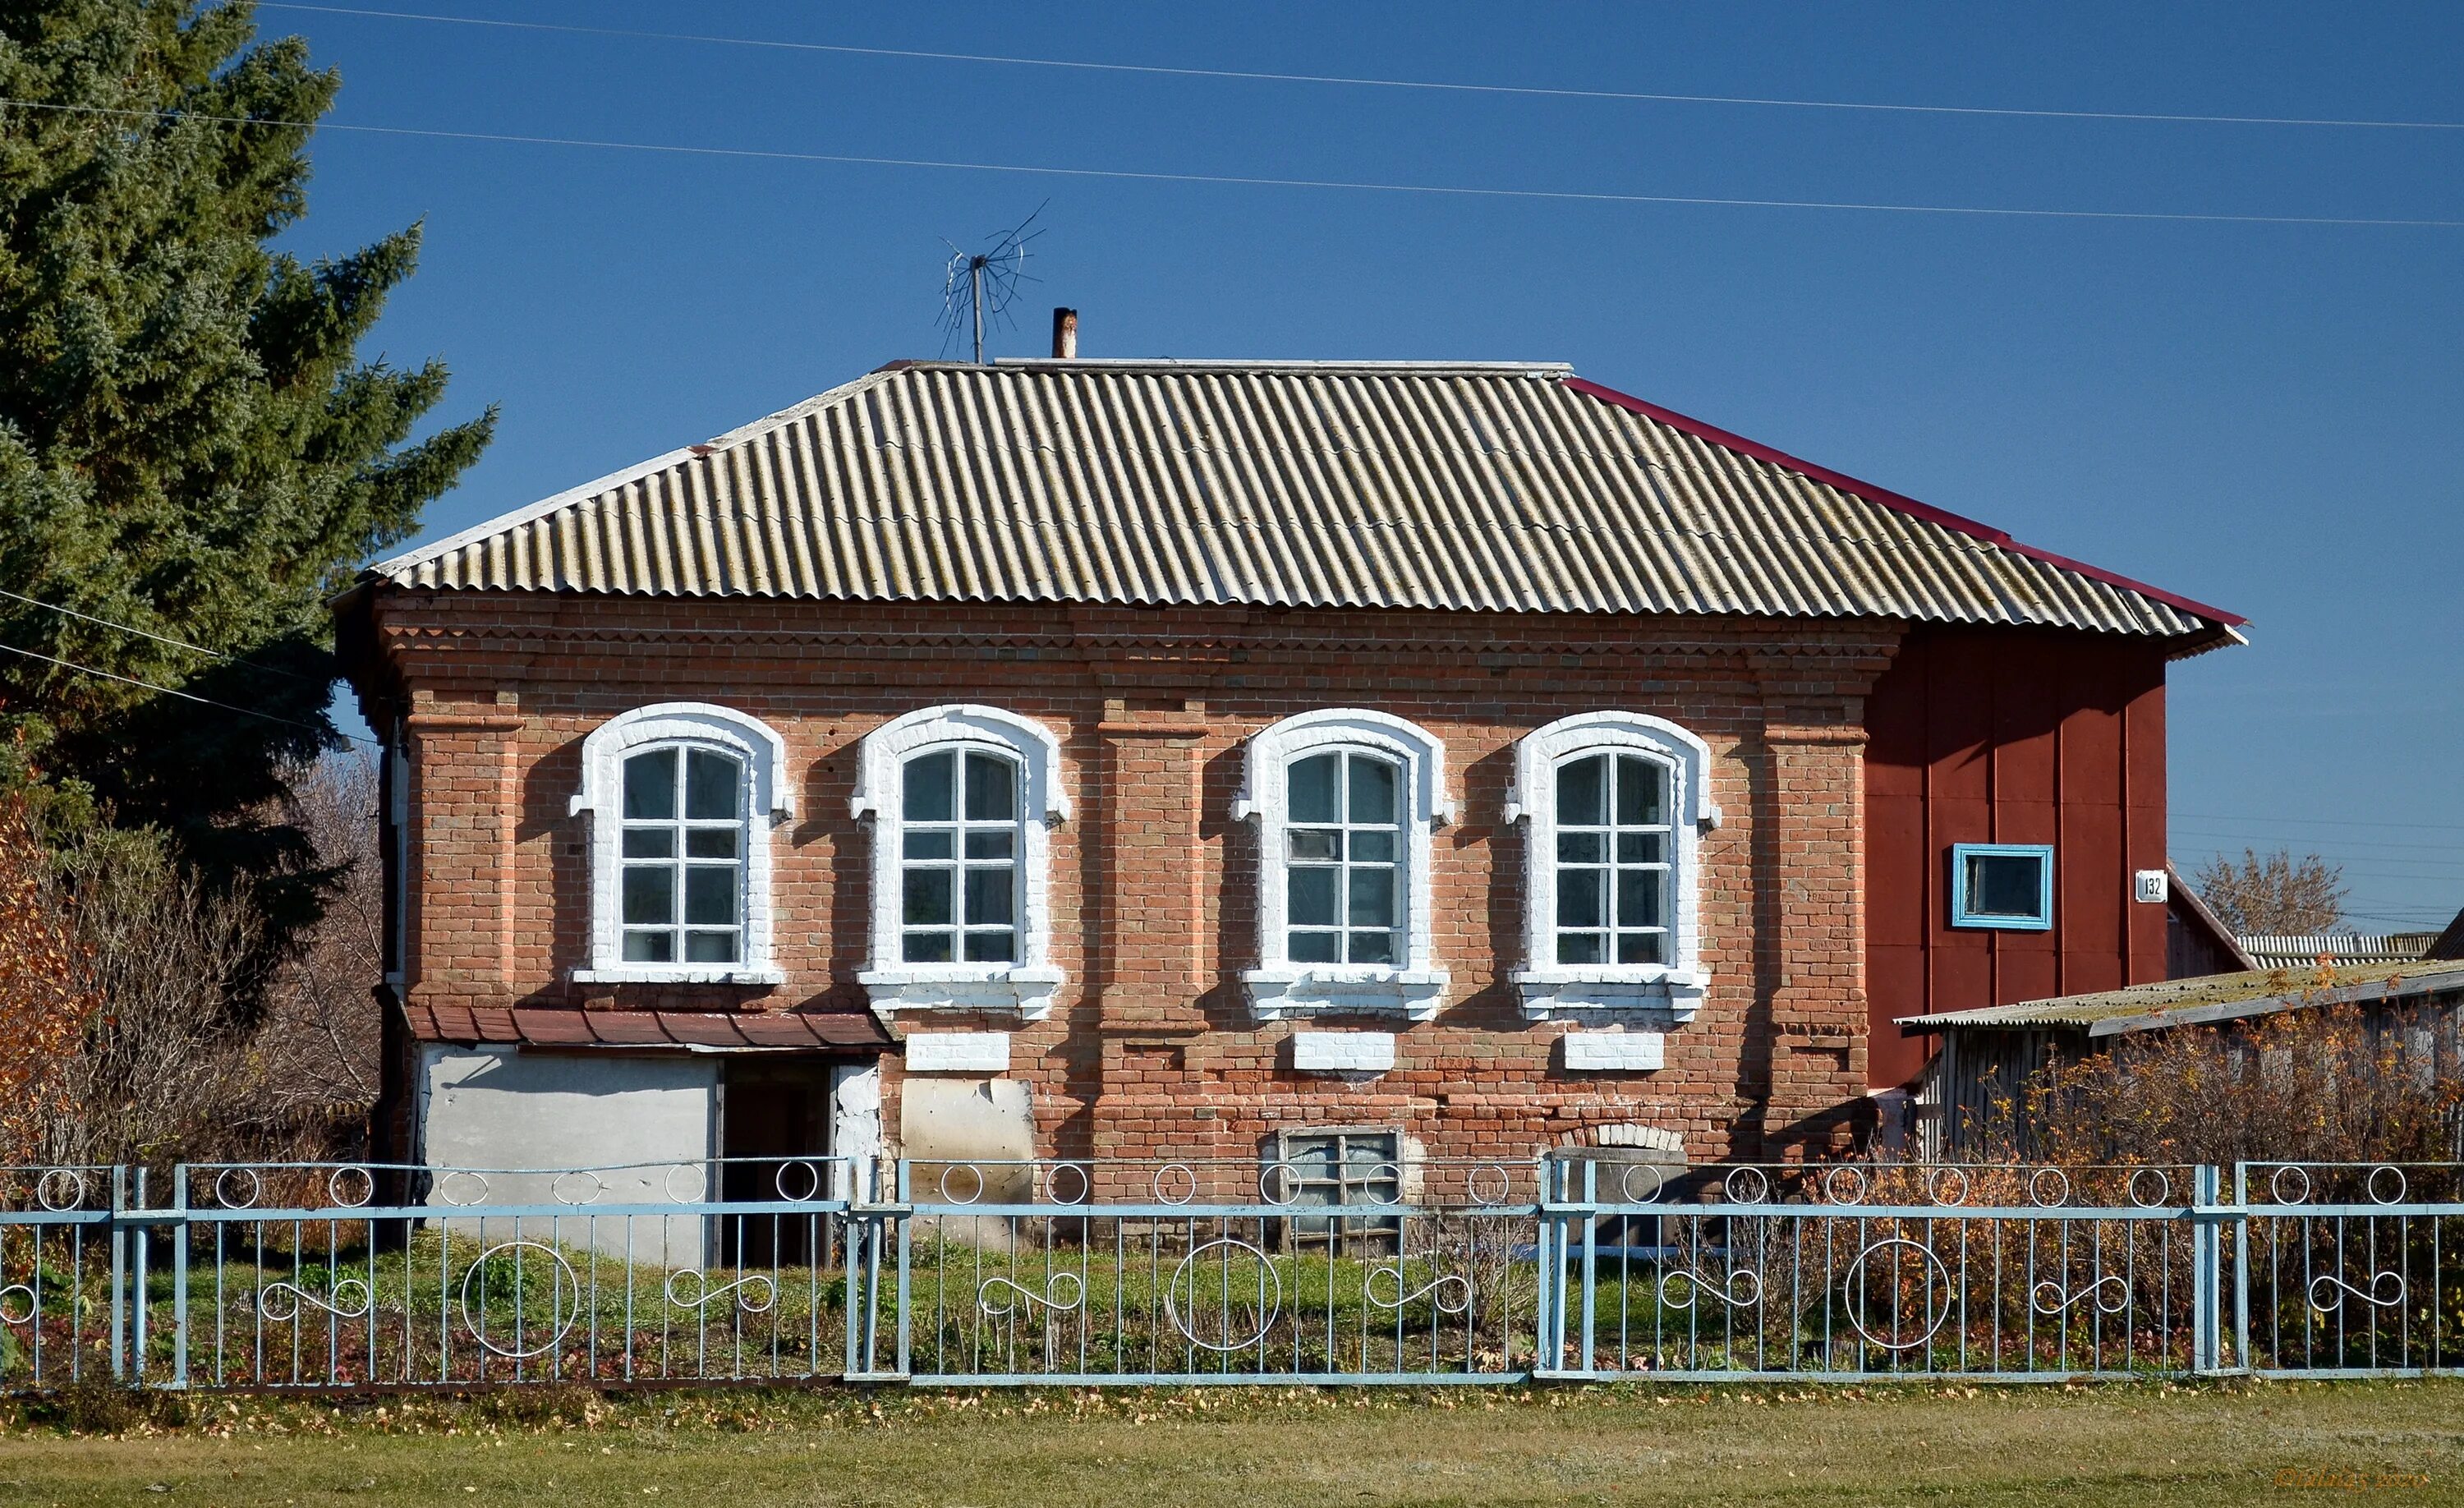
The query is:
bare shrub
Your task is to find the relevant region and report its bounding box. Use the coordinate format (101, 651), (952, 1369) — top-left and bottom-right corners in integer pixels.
(0, 793), (91, 1160)
(255, 753), (384, 1117)
(2191, 848), (2347, 936)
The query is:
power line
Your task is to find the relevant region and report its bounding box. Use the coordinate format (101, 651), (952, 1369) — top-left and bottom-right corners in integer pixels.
(2173, 811), (2464, 834)
(0, 586), (329, 687)
(256, 3), (2464, 135)
(10, 99), (2461, 230)
(0, 640), (375, 747)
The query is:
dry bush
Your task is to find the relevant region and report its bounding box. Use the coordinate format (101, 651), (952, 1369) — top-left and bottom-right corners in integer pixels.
(0, 793), (91, 1160)
(2191, 848), (2347, 936)
(253, 753), (384, 1117)
(2021, 987), (2463, 1167)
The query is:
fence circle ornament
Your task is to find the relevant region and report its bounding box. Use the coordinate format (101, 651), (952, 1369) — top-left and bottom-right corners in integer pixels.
(2127, 1168), (2172, 1209)
(1927, 1167), (1970, 1207)
(1616, 1163), (1666, 1205)
(977, 1271), (1084, 1320)
(327, 1165), (375, 1209)
(257, 1276), (374, 1322)
(937, 1163), (986, 1206)
(1841, 1238), (1954, 1353)
(664, 1269), (777, 1316)
(1467, 1163), (1515, 1207)
(2027, 1168), (2071, 1208)
(662, 1163), (708, 1204)
(458, 1241), (581, 1360)
(0, 1285), (34, 1326)
(35, 1170), (86, 1212)
(2366, 1165), (2407, 1206)
(214, 1167), (261, 1211)
(2270, 1165), (2313, 1207)
(1722, 1167), (1771, 1206)
(1152, 1164), (1199, 1207)
(1165, 1238), (1282, 1354)
(437, 1170), (493, 1207)
(1040, 1162), (1090, 1207)
(1259, 1163), (1302, 1207)
(1821, 1166), (1869, 1207)
(775, 1160), (823, 1205)
(1361, 1163), (1404, 1207)
(551, 1169), (606, 1207)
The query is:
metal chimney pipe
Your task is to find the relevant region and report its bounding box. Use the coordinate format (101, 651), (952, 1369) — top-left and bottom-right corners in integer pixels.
(1051, 307), (1078, 360)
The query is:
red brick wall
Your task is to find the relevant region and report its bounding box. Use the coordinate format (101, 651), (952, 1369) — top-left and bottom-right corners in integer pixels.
(1864, 626), (2171, 1090)
(363, 591), (1907, 1165)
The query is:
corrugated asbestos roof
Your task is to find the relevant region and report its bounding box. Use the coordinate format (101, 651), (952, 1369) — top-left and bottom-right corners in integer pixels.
(374, 361), (2241, 641)
(2237, 932), (2439, 972)
(1898, 958), (2464, 1036)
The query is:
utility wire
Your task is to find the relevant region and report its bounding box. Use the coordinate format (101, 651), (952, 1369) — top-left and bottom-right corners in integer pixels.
(0, 585), (329, 687)
(0, 641), (375, 747)
(257, 2), (2464, 134)
(9, 98), (2462, 228)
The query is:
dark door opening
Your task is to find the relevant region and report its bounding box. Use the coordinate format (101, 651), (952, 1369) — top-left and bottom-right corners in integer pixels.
(719, 1058), (835, 1268)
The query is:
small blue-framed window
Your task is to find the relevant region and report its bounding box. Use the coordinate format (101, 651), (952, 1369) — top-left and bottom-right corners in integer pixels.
(1950, 844), (2054, 931)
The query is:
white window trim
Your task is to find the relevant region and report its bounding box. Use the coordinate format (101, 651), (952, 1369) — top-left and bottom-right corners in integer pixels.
(1504, 712), (1718, 1023)
(569, 702), (792, 986)
(1234, 709), (1452, 1021)
(851, 706), (1069, 1020)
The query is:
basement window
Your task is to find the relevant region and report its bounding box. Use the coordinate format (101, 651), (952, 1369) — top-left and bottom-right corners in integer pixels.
(1270, 1129), (1403, 1255)
(1950, 844), (2055, 931)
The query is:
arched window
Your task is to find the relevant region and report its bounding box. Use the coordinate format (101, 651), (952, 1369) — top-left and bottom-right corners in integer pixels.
(571, 703), (791, 984)
(853, 706), (1067, 1018)
(1506, 712), (1717, 1020)
(1235, 710), (1452, 1020)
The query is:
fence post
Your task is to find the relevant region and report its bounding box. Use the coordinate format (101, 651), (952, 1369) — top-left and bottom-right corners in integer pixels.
(169, 1165), (189, 1391)
(2190, 1164), (2222, 1374)
(2231, 1162), (2251, 1374)
(107, 1166), (126, 1382)
(892, 1159), (912, 1380)
(1531, 1158), (1558, 1371)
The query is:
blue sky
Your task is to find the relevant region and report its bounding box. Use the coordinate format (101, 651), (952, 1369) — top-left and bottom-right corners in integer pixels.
(265, 0), (2464, 932)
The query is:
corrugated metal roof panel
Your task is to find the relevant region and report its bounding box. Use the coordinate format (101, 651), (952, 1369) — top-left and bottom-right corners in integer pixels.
(1899, 958), (2464, 1032)
(2239, 934), (2439, 972)
(375, 361), (2237, 640)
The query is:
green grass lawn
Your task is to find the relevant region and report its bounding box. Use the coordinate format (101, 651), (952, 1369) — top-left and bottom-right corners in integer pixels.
(0, 1379), (2457, 1506)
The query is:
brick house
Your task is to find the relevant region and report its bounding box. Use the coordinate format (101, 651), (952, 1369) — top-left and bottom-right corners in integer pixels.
(337, 355), (2243, 1192)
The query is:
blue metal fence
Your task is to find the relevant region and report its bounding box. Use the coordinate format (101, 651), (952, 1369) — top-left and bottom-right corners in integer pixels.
(2, 1156), (2458, 1391)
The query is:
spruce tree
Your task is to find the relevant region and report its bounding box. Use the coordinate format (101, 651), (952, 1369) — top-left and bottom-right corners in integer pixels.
(0, 1), (491, 934)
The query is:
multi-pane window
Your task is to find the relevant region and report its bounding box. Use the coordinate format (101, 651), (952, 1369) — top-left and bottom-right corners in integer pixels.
(1273, 1129), (1402, 1254)
(1553, 752), (1671, 965)
(1285, 750), (1401, 964)
(900, 749), (1020, 963)
(619, 746), (746, 963)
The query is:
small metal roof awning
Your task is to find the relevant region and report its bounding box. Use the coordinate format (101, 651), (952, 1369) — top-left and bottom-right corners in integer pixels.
(406, 1005), (891, 1052)
(1896, 959), (2464, 1040)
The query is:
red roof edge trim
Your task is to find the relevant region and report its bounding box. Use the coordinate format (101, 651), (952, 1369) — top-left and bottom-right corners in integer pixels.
(1561, 376), (2247, 629)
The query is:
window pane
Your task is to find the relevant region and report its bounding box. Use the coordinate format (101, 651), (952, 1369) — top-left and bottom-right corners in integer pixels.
(965, 752), (1018, 821)
(903, 752), (954, 821)
(1347, 756), (1398, 825)
(1347, 929), (1395, 964)
(1616, 756), (1665, 826)
(1350, 829), (1395, 864)
(1557, 868), (1605, 928)
(963, 867), (1014, 926)
(1617, 869), (1662, 928)
(1616, 831), (1664, 864)
(1288, 867), (1338, 926)
(623, 750), (677, 820)
(963, 930), (1015, 963)
(1617, 932), (1666, 965)
(684, 930), (739, 963)
(622, 865), (675, 925)
(1557, 831), (1603, 864)
(964, 829), (1014, 860)
(685, 827), (738, 859)
(684, 749), (742, 820)
(1289, 931), (1340, 963)
(1288, 828), (1340, 862)
(902, 930), (954, 963)
(903, 830), (954, 861)
(683, 865), (736, 926)
(1289, 754), (1338, 824)
(1557, 931), (1605, 965)
(623, 929), (674, 963)
(903, 868), (954, 926)
(1556, 755), (1606, 825)
(1347, 868), (1394, 928)
(623, 827), (674, 858)
(1967, 853), (2046, 918)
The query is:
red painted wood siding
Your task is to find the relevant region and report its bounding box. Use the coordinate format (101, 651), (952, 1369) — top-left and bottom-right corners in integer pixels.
(1864, 627), (2169, 1089)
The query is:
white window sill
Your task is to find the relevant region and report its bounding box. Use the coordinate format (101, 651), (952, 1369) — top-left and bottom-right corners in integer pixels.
(1510, 966), (1705, 1023)
(859, 964), (1065, 1020)
(1241, 964), (1449, 1022)
(571, 965), (788, 986)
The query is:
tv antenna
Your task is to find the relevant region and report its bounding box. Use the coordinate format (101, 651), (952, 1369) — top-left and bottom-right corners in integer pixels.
(940, 204), (1046, 363)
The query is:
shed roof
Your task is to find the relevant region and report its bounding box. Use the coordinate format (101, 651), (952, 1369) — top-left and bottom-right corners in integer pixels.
(1897, 958), (2464, 1037)
(405, 1005), (890, 1052)
(371, 360), (2241, 648)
